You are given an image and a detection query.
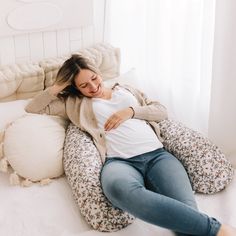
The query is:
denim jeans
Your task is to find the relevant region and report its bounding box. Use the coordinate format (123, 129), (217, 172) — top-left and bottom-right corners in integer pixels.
(101, 148), (221, 236)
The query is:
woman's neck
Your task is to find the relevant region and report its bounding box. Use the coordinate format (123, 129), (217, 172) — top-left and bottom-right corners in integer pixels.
(100, 87), (113, 100)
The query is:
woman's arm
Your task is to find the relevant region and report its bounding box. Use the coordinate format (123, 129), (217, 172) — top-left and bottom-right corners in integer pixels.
(104, 84), (168, 131)
(132, 93), (168, 122)
(25, 84), (69, 118)
(125, 85), (168, 122)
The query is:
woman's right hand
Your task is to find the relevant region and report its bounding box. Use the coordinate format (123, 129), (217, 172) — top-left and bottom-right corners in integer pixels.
(49, 82), (71, 96)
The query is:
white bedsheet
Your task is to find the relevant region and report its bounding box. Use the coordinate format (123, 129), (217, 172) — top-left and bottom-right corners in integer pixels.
(0, 172), (235, 236)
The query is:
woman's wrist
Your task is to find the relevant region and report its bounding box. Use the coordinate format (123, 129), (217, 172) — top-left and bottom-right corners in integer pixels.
(49, 83), (69, 96)
(48, 85), (61, 96)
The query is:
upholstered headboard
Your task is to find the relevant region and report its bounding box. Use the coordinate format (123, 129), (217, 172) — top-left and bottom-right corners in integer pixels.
(0, 43), (120, 102)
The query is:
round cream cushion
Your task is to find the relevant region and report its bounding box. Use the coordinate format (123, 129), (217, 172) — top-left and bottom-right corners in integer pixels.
(4, 114), (67, 181)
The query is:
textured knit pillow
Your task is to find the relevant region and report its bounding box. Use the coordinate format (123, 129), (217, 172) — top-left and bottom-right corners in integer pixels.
(63, 123), (135, 232)
(158, 119), (234, 194)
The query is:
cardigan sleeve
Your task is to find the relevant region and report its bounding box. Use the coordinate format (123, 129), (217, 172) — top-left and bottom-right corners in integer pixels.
(25, 88), (67, 119)
(132, 99), (168, 122)
(124, 85), (168, 122)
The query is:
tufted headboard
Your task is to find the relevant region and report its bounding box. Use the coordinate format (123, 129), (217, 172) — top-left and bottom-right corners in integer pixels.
(0, 43), (120, 102)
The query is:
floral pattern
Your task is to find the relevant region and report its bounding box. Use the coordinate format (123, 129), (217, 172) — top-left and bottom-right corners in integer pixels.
(63, 119), (234, 232)
(63, 123), (135, 232)
(158, 119), (234, 194)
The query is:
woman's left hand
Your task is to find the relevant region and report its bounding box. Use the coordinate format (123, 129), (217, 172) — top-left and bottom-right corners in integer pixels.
(104, 107), (134, 131)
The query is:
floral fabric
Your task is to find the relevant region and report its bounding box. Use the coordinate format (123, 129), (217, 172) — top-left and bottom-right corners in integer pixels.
(63, 123), (135, 232)
(63, 119), (234, 232)
(158, 119), (234, 194)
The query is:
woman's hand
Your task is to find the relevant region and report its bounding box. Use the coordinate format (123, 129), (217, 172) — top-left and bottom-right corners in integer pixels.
(49, 82), (71, 96)
(104, 107), (134, 131)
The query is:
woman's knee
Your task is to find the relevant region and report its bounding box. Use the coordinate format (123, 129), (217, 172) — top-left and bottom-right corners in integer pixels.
(102, 176), (125, 199)
(101, 161), (144, 206)
(101, 162), (126, 199)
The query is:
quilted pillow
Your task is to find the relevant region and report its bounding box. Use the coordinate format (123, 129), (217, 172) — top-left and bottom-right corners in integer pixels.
(63, 123), (135, 232)
(158, 119), (234, 194)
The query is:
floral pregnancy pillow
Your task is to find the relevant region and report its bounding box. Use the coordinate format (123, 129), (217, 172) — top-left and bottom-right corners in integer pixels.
(63, 123), (135, 232)
(158, 119), (234, 194)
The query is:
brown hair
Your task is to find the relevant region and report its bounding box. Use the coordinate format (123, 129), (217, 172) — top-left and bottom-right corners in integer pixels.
(56, 54), (100, 99)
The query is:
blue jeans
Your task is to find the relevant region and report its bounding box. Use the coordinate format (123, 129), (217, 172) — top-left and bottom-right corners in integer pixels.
(101, 148), (221, 236)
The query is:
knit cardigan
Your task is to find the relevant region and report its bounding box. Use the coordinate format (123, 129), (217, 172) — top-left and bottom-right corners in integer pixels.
(25, 84), (168, 163)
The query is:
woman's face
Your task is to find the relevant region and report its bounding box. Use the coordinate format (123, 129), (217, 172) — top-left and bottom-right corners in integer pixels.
(74, 69), (104, 98)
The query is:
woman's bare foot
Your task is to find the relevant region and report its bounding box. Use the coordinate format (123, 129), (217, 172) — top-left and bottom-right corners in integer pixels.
(217, 224), (236, 236)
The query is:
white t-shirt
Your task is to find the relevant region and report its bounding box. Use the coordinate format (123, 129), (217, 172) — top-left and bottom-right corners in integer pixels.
(92, 87), (163, 158)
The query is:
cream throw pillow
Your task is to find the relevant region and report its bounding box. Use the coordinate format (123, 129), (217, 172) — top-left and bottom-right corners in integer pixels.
(0, 99), (29, 141)
(2, 114), (67, 185)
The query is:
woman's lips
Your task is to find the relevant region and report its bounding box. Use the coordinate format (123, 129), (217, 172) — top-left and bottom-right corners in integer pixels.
(90, 84), (101, 96)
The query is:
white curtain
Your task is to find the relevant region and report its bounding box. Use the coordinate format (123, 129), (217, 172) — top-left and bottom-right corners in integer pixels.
(208, 0), (236, 166)
(104, 0), (215, 135)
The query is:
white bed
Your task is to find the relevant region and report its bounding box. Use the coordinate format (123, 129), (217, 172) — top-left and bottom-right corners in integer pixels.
(0, 43), (235, 236)
(1, 172), (236, 236)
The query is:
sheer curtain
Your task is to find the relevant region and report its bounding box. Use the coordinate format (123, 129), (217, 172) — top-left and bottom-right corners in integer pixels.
(208, 0), (236, 166)
(104, 0), (215, 135)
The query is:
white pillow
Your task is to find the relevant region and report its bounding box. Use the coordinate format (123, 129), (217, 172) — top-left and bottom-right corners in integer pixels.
(2, 114), (67, 184)
(103, 68), (141, 89)
(0, 99), (29, 135)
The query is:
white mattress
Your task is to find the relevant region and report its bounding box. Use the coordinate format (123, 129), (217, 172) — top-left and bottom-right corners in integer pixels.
(0, 172), (235, 236)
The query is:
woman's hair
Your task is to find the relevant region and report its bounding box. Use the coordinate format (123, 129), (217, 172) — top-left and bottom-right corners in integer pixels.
(55, 54), (99, 99)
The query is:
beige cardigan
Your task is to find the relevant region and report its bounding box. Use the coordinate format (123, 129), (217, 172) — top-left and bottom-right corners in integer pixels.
(25, 84), (168, 163)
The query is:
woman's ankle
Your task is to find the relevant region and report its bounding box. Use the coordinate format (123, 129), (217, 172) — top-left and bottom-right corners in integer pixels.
(217, 224), (236, 236)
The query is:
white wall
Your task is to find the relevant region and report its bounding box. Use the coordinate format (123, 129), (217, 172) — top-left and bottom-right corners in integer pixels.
(209, 0), (236, 166)
(0, 0), (105, 65)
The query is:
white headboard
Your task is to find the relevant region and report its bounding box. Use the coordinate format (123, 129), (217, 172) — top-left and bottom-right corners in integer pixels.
(0, 0), (106, 66)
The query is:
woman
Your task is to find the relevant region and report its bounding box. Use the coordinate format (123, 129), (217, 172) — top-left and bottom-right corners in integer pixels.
(26, 55), (235, 236)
